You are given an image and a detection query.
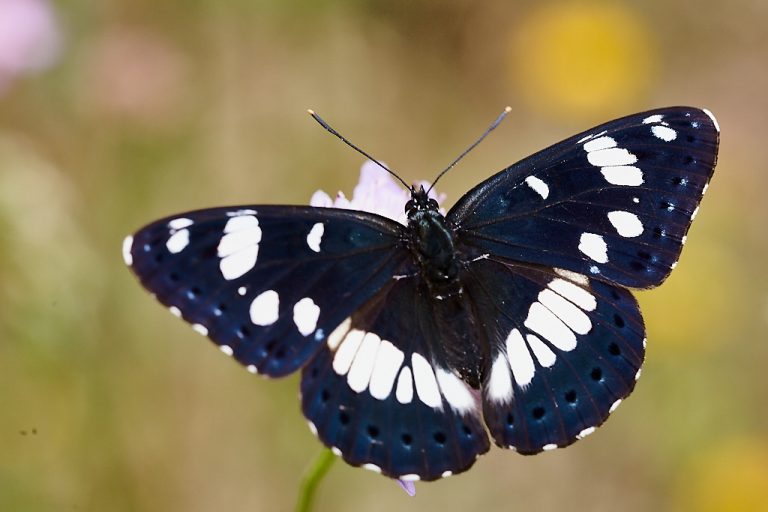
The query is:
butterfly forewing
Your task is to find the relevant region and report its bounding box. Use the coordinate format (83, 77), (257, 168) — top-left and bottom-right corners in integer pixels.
(125, 206), (410, 376)
(448, 107), (719, 289)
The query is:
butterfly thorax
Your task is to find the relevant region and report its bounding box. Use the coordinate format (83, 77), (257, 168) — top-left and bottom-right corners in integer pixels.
(405, 187), (462, 298)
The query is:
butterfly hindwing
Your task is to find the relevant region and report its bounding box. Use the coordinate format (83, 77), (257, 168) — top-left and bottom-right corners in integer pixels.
(448, 107), (719, 289)
(125, 206), (410, 376)
(301, 277), (491, 481)
(459, 257), (645, 453)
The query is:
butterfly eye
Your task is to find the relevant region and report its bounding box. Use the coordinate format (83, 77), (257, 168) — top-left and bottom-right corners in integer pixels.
(404, 199), (415, 213)
(428, 199), (438, 209)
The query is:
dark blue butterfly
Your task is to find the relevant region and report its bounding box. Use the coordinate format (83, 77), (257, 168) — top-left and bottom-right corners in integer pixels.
(124, 107), (719, 482)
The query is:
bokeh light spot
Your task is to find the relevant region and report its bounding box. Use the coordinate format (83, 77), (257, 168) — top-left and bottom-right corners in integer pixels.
(675, 438), (768, 512)
(508, 2), (656, 118)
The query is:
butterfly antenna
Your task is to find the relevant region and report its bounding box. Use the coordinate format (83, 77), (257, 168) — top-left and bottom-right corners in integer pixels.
(308, 109), (411, 190)
(427, 106), (512, 194)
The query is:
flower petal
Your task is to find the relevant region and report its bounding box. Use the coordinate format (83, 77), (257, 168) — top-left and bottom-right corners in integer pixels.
(310, 160), (447, 225)
(397, 478), (417, 496)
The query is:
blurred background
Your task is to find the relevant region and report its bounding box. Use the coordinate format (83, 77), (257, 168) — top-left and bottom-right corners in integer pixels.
(1, 0), (767, 510)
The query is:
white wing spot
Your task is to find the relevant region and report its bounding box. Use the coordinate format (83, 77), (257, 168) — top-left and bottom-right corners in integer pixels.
(168, 218), (193, 230)
(306, 222), (324, 252)
(122, 236), (134, 265)
(246, 365), (258, 374)
(293, 297), (320, 336)
(368, 339), (405, 400)
(487, 354), (514, 403)
(346, 332), (381, 393)
(553, 268), (589, 286)
(538, 288), (592, 334)
(192, 323), (208, 336)
(326, 318), (351, 350)
(166, 229), (190, 254)
(547, 278), (597, 311)
(220, 248), (260, 281)
(362, 463), (381, 474)
(169, 306), (182, 318)
(249, 290), (279, 326)
(526, 334), (556, 368)
(332, 329), (364, 375)
(218, 215), (262, 280)
(587, 148), (638, 167)
(609, 399), (623, 413)
(578, 233), (608, 263)
(436, 368), (476, 414)
(441, 470), (453, 478)
(524, 176), (550, 199)
(166, 218), (194, 254)
(651, 125), (677, 141)
(411, 353), (442, 409)
(600, 165), (644, 186)
(607, 210), (644, 238)
(331, 447), (342, 456)
(307, 421), (318, 436)
(542, 443), (558, 451)
(642, 114), (664, 124)
(577, 426), (596, 439)
(506, 328), (535, 387)
(577, 129), (607, 143)
(399, 474), (420, 482)
(395, 366), (413, 404)
(583, 136), (617, 152)
(238, 286), (247, 296)
(219, 344), (233, 356)
(524, 302), (577, 351)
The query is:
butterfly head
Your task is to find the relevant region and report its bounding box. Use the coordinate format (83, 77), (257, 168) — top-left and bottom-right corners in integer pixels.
(405, 185), (440, 217)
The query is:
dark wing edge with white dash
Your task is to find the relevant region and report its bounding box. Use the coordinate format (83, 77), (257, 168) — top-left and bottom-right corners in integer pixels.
(448, 107), (720, 289)
(123, 205), (410, 377)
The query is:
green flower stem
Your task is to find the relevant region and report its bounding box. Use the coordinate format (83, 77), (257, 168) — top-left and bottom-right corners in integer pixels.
(295, 448), (336, 512)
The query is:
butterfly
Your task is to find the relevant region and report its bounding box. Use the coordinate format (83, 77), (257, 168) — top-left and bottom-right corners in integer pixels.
(123, 107), (719, 482)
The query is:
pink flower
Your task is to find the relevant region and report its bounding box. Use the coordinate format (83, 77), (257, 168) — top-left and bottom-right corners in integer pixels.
(0, 0), (61, 92)
(310, 160), (446, 225)
(397, 479), (417, 497)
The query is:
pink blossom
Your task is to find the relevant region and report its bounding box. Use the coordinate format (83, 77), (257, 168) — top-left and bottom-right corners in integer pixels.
(310, 160), (446, 225)
(0, 0), (61, 92)
(397, 478), (417, 496)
